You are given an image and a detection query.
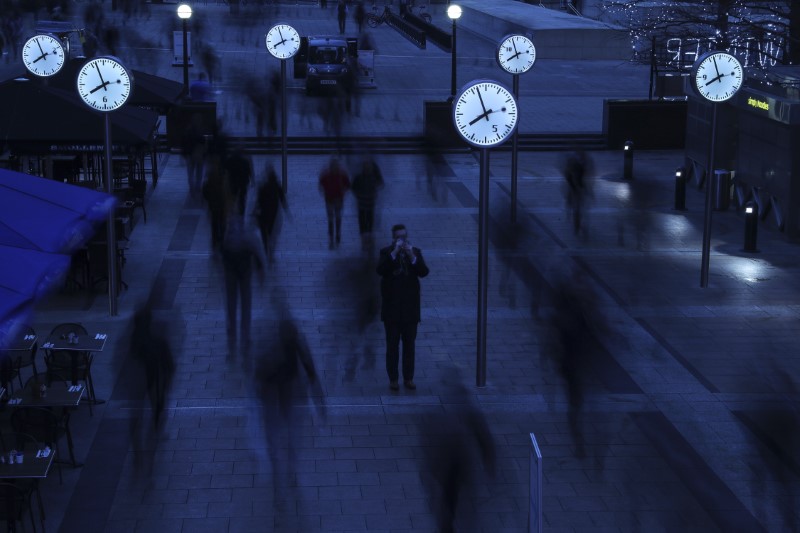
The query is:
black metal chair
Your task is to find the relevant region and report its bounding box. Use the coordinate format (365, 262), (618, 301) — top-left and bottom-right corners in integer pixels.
(8, 326), (39, 393)
(10, 399), (77, 484)
(43, 323), (97, 416)
(0, 482), (38, 533)
(131, 178), (147, 223)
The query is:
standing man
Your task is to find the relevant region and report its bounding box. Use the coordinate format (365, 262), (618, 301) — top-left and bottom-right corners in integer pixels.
(376, 224), (429, 390)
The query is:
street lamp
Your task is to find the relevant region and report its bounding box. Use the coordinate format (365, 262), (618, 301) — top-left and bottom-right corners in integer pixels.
(177, 4), (192, 96)
(447, 4), (462, 100)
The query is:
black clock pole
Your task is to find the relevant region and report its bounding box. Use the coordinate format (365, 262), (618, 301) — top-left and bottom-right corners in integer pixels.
(700, 103), (718, 288)
(477, 147), (490, 387)
(104, 113), (118, 316)
(281, 58), (288, 194)
(511, 74), (519, 223)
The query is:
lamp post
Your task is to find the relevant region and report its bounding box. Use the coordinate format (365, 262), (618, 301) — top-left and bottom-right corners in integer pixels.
(177, 4), (192, 96)
(447, 4), (462, 100)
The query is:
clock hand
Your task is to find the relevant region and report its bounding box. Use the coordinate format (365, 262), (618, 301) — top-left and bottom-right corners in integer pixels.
(509, 40), (521, 60)
(712, 56), (721, 78)
(32, 53), (48, 63)
(476, 87), (488, 116)
(704, 73), (725, 86)
(89, 81), (111, 94)
(95, 63), (108, 90)
(468, 109), (495, 126)
(35, 38), (45, 57)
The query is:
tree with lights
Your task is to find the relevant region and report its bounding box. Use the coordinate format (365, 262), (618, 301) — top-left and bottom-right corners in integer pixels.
(602, 1), (798, 68)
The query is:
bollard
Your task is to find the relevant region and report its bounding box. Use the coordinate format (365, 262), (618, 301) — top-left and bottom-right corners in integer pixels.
(743, 201), (759, 253)
(674, 166), (687, 211)
(713, 170), (731, 211)
(623, 140), (634, 180)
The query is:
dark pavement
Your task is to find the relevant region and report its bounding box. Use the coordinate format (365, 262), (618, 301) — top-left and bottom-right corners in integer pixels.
(1, 1), (798, 532)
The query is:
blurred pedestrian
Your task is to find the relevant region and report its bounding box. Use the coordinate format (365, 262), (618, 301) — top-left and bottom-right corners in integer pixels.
(562, 149), (592, 238)
(220, 154), (265, 354)
(190, 72), (213, 102)
(255, 163), (290, 265)
(337, 254), (380, 382)
(255, 295), (323, 496)
(129, 303), (175, 432)
(354, 1), (366, 33)
(351, 154), (384, 252)
(127, 302), (175, 476)
(319, 157), (351, 249)
(748, 365), (800, 531)
(376, 224), (429, 391)
(181, 115), (206, 198)
(420, 382), (496, 532)
(337, 0), (347, 34)
(320, 0), (327, 8)
(544, 269), (606, 458)
(202, 156), (226, 251)
(224, 149), (253, 215)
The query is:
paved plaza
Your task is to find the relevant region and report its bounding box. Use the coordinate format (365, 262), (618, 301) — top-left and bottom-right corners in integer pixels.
(2, 1), (799, 532)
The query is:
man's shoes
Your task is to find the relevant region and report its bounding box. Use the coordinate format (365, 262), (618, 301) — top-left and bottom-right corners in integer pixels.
(403, 380), (416, 390)
(389, 381), (399, 391)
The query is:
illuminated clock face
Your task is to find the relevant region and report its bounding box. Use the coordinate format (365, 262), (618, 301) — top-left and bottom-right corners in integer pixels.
(76, 57), (133, 112)
(453, 80), (518, 147)
(497, 34), (536, 75)
(266, 24), (301, 60)
(22, 34), (66, 77)
(692, 52), (744, 103)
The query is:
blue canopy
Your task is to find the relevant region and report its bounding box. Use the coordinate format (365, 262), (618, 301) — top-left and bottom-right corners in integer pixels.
(0, 168), (116, 347)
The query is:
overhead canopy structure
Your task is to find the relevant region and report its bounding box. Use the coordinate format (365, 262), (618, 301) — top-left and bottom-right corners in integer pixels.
(0, 78), (159, 153)
(15, 58), (184, 113)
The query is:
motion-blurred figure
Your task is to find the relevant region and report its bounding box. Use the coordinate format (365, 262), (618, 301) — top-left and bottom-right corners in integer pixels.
(420, 382), (496, 532)
(319, 157), (351, 249)
(128, 303), (175, 475)
(749, 365), (800, 531)
(337, 0), (347, 34)
(181, 115), (206, 198)
(340, 254), (380, 382)
(544, 269), (605, 458)
(350, 154), (384, 252)
(562, 149), (593, 238)
(189, 72), (213, 102)
(255, 163), (290, 265)
(220, 153), (264, 354)
(255, 296), (323, 501)
(202, 156), (227, 251)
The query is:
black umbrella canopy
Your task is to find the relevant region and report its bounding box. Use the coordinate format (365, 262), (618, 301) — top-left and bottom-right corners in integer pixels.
(0, 78), (158, 150)
(23, 58), (184, 112)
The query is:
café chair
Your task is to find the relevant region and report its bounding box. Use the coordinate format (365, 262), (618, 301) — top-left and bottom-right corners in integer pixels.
(0, 482), (39, 533)
(43, 324), (97, 415)
(0, 433), (46, 529)
(131, 178), (147, 224)
(9, 326), (39, 392)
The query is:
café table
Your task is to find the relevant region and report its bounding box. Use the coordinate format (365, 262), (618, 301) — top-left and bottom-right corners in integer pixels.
(41, 334), (107, 404)
(3, 335), (36, 353)
(7, 385), (84, 468)
(0, 448), (55, 480)
(0, 446), (55, 531)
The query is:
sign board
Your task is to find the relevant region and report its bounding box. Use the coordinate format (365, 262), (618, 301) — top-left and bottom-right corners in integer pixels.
(172, 31), (193, 67)
(357, 49), (375, 88)
(529, 432), (542, 533)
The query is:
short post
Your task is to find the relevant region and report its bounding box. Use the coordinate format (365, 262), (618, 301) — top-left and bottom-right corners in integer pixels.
(623, 140), (634, 180)
(674, 166), (686, 211)
(743, 201), (759, 253)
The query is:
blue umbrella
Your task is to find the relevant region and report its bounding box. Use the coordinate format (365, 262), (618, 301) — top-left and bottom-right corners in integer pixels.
(0, 168), (116, 347)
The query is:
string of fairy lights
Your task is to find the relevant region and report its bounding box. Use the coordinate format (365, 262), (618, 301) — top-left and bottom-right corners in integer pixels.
(602, 0), (796, 87)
